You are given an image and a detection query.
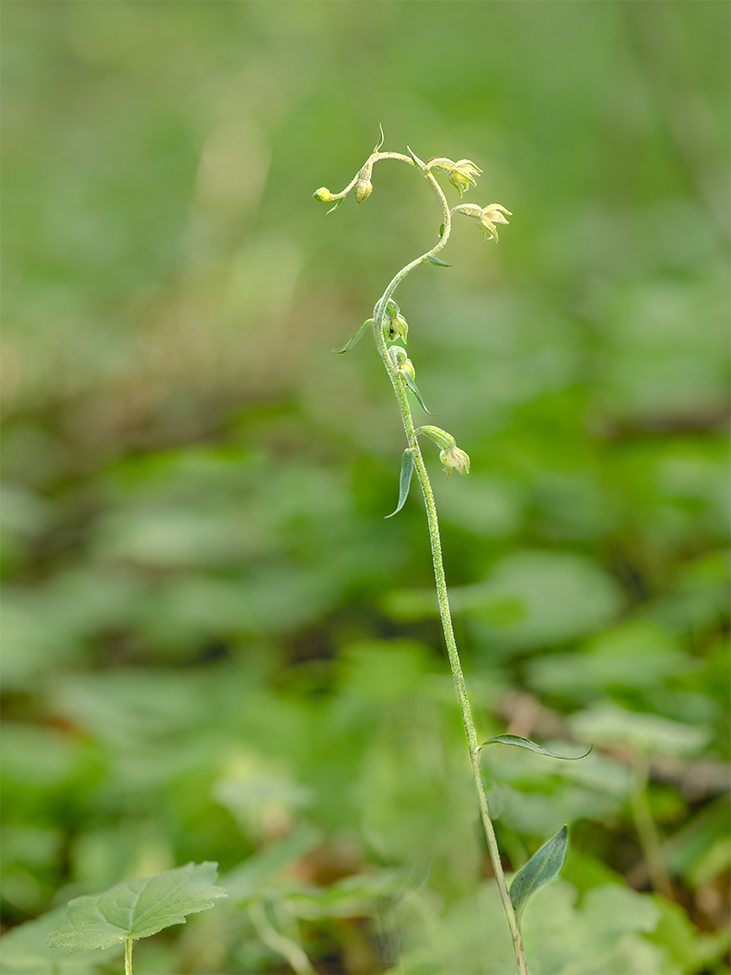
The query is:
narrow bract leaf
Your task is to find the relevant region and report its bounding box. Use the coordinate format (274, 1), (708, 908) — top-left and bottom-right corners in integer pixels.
(428, 255), (452, 267)
(336, 319), (373, 354)
(406, 146), (427, 172)
(326, 198), (344, 215)
(386, 448), (415, 518)
(402, 373), (433, 414)
(509, 826), (568, 922)
(374, 123), (385, 153)
(46, 862), (227, 952)
(479, 735), (592, 760)
(438, 223), (445, 238)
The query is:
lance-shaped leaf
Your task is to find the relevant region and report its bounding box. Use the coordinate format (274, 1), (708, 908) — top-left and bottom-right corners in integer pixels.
(326, 197), (344, 215)
(509, 826), (568, 922)
(406, 146), (428, 172)
(46, 862), (227, 952)
(373, 123), (385, 152)
(478, 735), (592, 760)
(386, 448), (415, 518)
(402, 373), (433, 414)
(336, 319), (373, 354)
(427, 255), (452, 267)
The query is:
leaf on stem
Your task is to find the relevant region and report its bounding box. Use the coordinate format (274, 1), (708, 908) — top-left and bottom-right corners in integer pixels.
(326, 198), (344, 215)
(373, 123), (385, 153)
(386, 448), (415, 518)
(406, 146), (428, 172)
(428, 255), (452, 267)
(46, 862), (227, 952)
(478, 734), (592, 760)
(402, 373), (433, 414)
(438, 223), (445, 238)
(509, 826), (568, 922)
(335, 319), (373, 354)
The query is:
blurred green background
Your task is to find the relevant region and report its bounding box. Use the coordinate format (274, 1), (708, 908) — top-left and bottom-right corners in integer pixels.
(1, 2), (729, 973)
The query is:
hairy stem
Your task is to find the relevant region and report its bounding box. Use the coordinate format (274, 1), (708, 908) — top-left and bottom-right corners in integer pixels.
(124, 938), (133, 975)
(371, 170), (528, 974)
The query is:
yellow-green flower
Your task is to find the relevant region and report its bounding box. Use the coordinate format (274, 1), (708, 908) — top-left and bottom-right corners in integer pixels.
(439, 446), (470, 477)
(448, 159), (482, 197)
(476, 204), (512, 240)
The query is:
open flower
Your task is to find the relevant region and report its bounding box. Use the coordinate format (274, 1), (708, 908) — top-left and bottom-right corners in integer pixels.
(439, 446), (470, 477)
(426, 158), (482, 197)
(448, 159), (482, 196)
(476, 204), (512, 240)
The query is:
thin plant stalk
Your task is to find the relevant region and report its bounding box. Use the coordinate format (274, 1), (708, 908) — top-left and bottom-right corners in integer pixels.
(371, 163), (528, 975)
(124, 938), (133, 975)
(629, 751), (673, 898)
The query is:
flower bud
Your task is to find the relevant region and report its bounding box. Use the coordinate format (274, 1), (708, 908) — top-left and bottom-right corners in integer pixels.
(388, 345), (415, 381)
(439, 446), (470, 477)
(313, 187), (332, 203)
(354, 178), (373, 204)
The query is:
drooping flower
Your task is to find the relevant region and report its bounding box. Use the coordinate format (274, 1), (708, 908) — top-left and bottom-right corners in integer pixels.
(475, 204), (512, 241)
(439, 446), (470, 477)
(426, 158), (482, 197)
(448, 159), (483, 197)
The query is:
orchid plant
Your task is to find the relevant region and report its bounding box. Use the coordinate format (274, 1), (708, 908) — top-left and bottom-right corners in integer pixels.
(314, 130), (579, 975)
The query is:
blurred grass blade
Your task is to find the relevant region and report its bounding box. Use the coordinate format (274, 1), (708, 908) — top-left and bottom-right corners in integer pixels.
(509, 826), (568, 922)
(427, 255), (452, 266)
(386, 448), (415, 518)
(479, 734), (592, 760)
(402, 373), (433, 414)
(336, 319), (373, 354)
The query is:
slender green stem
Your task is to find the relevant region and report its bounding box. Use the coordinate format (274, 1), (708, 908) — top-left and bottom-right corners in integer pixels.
(371, 170), (528, 975)
(629, 751), (673, 898)
(124, 938), (133, 975)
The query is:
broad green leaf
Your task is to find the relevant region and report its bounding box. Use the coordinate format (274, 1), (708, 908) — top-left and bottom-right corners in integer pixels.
(386, 448), (415, 518)
(402, 373), (433, 414)
(326, 197), (344, 214)
(427, 255), (452, 267)
(335, 319), (373, 354)
(0, 906), (122, 974)
(509, 825), (568, 922)
(479, 734), (592, 760)
(46, 862), (227, 952)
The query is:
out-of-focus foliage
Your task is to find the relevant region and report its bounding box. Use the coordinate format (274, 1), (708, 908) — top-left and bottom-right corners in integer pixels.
(1, 2), (728, 973)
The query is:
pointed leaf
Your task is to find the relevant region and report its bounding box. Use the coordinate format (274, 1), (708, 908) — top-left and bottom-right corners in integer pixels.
(386, 448), (415, 518)
(438, 223), (445, 238)
(406, 146), (427, 172)
(479, 735), (592, 760)
(402, 373), (433, 414)
(428, 255), (452, 267)
(373, 123), (385, 152)
(509, 826), (568, 922)
(326, 197), (344, 214)
(335, 319), (373, 354)
(46, 862), (227, 952)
